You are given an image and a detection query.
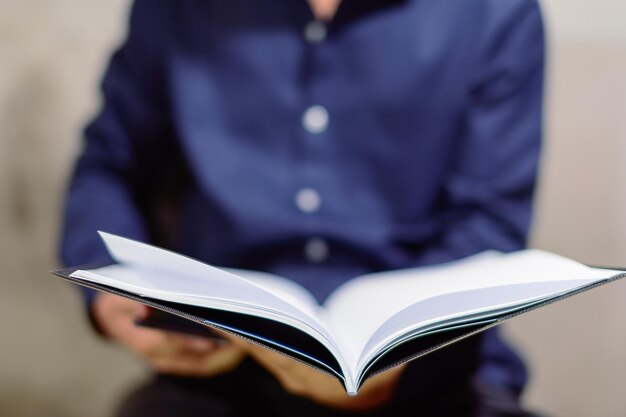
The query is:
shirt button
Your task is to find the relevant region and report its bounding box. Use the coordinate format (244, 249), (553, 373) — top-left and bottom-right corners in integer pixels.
(304, 21), (327, 44)
(302, 105), (329, 134)
(304, 238), (329, 263)
(295, 188), (321, 213)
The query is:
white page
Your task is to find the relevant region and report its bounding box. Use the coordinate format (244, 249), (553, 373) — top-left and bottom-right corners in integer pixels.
(72, 265), (336, 340)
(356, 278), (596, 372)
(98, 232), (322, 319)
(323, 250), (616, 368)
(223, 268), (321, 319)
(72, 233), (345, 361)
(71, 266), (350, 380)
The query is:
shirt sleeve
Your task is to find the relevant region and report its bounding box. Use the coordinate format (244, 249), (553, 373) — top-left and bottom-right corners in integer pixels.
(59, 0), (175, 307)
(413, 0), (545, 267)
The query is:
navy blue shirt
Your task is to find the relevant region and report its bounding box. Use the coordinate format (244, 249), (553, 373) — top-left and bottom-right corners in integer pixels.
(61, 0), (545, 397)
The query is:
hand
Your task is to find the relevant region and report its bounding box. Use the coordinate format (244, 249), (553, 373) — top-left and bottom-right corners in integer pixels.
(227, 335), (405, 410)
(92, 293), (246, 377)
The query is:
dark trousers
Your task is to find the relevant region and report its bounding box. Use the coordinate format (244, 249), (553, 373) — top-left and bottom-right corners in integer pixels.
(118, 358), (541, 417)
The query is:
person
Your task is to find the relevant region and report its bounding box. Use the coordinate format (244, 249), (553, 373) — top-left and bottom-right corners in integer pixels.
(60, 0), (545, 416)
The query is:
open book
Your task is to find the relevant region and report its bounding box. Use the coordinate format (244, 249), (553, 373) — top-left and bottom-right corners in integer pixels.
(53, 232), (625, 395)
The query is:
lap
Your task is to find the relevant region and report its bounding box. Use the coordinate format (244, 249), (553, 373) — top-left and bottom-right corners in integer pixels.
(117, 359), (542, 417)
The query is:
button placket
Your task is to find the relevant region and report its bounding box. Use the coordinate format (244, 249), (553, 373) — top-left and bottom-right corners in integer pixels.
(299, 20), (331, 264)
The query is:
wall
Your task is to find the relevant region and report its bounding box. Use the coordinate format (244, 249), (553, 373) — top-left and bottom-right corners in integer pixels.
(0, 1), (624, 416)
(506, 1), (626, 416)
(0, 3), (146, 417)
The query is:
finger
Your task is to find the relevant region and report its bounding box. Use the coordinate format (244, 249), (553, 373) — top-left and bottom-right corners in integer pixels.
(210, 329), (243, 346)
(167, 333), (218, 354)
(153, 360), (219, 376)
(115, 323), (177, 358)
(140, 330), (234, 362)
(244, 341), (292, 369)
(93, 294), (148, 336)
(106, 294), (150, 319)
(115, 300), (149, 319)
(106, 312), (191, 358)
(150, 344), (246, 377)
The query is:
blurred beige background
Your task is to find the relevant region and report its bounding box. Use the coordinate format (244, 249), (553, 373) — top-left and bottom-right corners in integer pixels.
(1, 1), (625, 416)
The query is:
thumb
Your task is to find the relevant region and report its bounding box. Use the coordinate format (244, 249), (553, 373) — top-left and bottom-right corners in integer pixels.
(112, 296), (150, 320)
(133, 304), (151, 320)
(219, 331), (249, 349)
